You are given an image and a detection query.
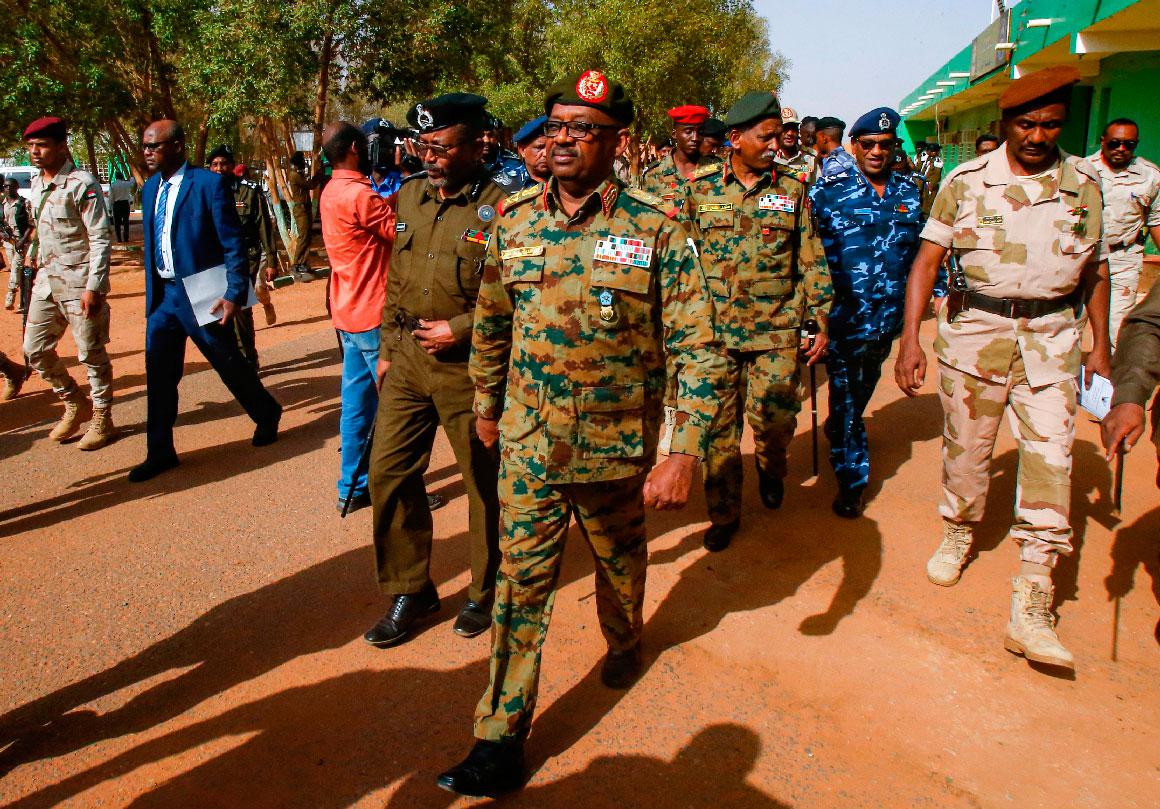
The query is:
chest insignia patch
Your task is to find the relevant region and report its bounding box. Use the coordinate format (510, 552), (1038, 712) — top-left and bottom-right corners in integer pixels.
(758, 194), (795, 212)
(501, 245), (544, 260)
(477, 204), (495, 223)
(698, 202), (733, 213)
(462, 228), (490, 247)
(598, 288), (616, 321)
(895, 204), (910, 214)
(976, 215), (1004, 227)
(594, 236), (653, 268)
(396, 222), (407, 232)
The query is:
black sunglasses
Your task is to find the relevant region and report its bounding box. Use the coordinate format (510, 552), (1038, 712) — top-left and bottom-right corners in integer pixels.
(1106, 139), (1138, 151)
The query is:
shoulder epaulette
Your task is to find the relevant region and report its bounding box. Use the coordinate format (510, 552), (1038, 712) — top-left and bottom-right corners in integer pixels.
(1068, 156), (1101, 185)
(775, 164), (808, 185)
(624, 187), (666, 210)
(691, 162), (719, 180)
(498, 183), (542, 216)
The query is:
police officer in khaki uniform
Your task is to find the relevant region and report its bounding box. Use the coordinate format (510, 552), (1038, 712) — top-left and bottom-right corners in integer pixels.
(363, 93), (503, 648)
(22, 117), (115, 450)
(895, 67), (1113, 672)
(1086, 118), (1160, 347)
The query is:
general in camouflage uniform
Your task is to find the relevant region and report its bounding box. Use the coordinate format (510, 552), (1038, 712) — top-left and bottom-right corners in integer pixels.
(895, 67), (1113, 672)
(681, 91), (831, 552)
(437, 71), (725, 799)
(810, 107), (936, 516)
(22, 117), (116, 450)
(638, 105), (719, 205)
(1086, 118), (1160, 347)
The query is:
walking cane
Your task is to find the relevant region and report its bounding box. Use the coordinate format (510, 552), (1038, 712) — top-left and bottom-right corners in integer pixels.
(1111, 596), (1121, 662)
(801, 319), (820, 477)
(1112, 449), (1125, 517)
(341, 417), (376, 518)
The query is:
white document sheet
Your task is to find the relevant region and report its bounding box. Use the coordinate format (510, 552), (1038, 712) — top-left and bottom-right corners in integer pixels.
(181, 264), (258, 327)
(1078, 366), (1114, 420)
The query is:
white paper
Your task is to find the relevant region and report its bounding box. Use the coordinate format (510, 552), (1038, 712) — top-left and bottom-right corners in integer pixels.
(1078, 366), (1114, 420)
(181, 264), (258, 327)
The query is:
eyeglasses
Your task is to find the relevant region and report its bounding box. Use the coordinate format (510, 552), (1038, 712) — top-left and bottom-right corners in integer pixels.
(1106, 139), (1138, 151)
(855, 137), (898, 152)
(141, 138), (178, 152)
(409, 138), (468, 158)
(543, 120), (621, 141)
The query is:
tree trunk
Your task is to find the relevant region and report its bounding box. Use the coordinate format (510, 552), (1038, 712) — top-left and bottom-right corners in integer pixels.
(83, 130), (100, 177)
(311, 26), (334, 166)
(194, 111), (211, 166)
(108, 120), (148, 184)
(141, 7), (176, 120)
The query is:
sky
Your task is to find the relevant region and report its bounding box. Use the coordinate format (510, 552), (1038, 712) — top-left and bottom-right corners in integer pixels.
(754, 0), (1002, 128)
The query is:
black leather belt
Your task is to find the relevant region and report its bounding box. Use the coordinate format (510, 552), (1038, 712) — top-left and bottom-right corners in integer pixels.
(961, 289), (1076, 319)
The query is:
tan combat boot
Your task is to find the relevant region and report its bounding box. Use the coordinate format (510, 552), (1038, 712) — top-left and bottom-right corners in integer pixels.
(48, 390), (88, 442)
(926, 520), (973, 586)
(77, 406), (115, 450)
(1004, 576), (1074, 670)
(1, 364), (30, 401)
(256, 283), (277, 325)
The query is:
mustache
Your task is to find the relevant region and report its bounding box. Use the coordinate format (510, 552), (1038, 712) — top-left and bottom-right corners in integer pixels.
(760, 150), (777, 161)
(552, 147), (580, 159)
(422, 161), (441, 173)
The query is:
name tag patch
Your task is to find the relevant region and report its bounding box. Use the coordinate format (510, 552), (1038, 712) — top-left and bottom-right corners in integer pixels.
(461, 228), (490, 247)
(698, 203), (733, 213)
(594, 236), (653, 268)
(758, 194), (795, 212)
(977, 215), (1004, 227)
(501, 245), (544, 260)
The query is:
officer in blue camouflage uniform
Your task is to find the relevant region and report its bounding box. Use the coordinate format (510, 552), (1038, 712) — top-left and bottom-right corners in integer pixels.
(817, 116), (856, 179)
(482, 114), (528, 193)
(512, 115), (549, 188)
(810, 107), (943, 517)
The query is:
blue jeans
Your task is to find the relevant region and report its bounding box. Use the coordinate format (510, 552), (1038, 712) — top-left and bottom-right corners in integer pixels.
(338, 328), (381, 498)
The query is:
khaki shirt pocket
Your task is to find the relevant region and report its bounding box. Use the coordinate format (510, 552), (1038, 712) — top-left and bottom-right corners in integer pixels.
(697, 208), (735, 232)
(452, 239), (487, 300)
(589, 259), (653, 329)
(576, 383), (646, 459)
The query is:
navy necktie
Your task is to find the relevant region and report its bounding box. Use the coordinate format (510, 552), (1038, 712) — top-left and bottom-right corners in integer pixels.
(153, 180), (170, 274)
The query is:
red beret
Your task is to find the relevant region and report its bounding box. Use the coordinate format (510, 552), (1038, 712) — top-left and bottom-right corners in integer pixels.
(232, 164), (246, 178)
(998, 66), (1081, 112)
(24, 116), (67, 141)
(667, 105), (710, 126)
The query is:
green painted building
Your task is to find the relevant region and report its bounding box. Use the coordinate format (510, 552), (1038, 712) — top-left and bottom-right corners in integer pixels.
(898, 0), (1160, 173)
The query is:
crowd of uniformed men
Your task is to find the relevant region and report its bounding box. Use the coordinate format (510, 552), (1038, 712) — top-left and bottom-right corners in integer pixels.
(2, 62), (1159, 798)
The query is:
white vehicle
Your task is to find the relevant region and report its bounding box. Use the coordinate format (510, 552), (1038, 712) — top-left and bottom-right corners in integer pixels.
(0, 166), (38, 202)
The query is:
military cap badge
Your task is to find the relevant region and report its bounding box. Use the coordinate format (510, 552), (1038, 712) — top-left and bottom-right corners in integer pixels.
(878, 112), (891, 131)
(576, 70), (609, 103)
(415, 104), (434, 130)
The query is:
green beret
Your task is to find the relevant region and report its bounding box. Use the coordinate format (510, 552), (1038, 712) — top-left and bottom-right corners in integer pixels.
(702, 117), (727, 138)
(723, 91), (782, 129)
(544, 70), (634, 125)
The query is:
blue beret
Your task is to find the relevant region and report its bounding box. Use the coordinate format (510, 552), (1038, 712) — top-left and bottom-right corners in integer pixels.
(513, 115), (547, 145)
(850, 107), (900, 138)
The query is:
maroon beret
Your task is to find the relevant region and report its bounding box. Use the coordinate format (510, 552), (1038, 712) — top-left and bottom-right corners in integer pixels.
(998, 66), (1081, 112)
(23, 116), (68, 140)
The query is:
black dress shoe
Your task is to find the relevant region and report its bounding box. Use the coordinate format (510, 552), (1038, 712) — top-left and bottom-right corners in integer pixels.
(600, 643), (642, 689)
(128, 454), (180, 483)
(703, 520), (739, 552)
(252, 408), (282, 447)
(453, 600), (492, 637)
(758, 472), (784, 509)
(427, 493), (445, 511)
(363, 583), (440, 647)
(436, 739), (525, 798)
(832, 486), (865, 519)
(337, 491), (371, 514)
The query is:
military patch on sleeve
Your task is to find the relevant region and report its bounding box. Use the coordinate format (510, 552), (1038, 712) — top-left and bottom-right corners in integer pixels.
(501, 245), (545, 260)
(691, 163), (720, 180)
(83, 189), (99, 201)
(498, 184), (542, 216)
(624, 187), (665, 210)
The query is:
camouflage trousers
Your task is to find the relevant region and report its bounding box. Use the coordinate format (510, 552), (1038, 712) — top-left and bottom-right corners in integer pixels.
(824, 336), (893, 491)
(1107, 250), (1143, 349)
(23, 292), (113, 407)
(473, 461), (647, 741)
(705, 345), (801, 526)
(936, 355), (1075, 566)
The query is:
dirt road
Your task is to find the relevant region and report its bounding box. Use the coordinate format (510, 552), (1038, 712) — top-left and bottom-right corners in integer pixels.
(0, 255), (1156, 808)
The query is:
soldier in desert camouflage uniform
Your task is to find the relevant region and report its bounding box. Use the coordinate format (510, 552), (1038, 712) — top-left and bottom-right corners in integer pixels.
(436, 70), (725, 800)
(682, 91), (831, 552)
(895, 67), (1113, 672)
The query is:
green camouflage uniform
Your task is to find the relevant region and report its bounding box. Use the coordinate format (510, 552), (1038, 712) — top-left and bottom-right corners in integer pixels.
(637, 152), (719, 210)
(682, 159), (831, 526)
(922, 147), (1106, 566)
(470, 176), (725, 741)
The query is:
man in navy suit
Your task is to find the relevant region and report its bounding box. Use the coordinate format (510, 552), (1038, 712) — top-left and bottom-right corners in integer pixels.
(130, 120), (282, 483)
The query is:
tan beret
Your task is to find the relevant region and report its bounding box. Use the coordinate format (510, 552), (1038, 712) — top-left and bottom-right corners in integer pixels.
(998, 66), (1081, 111)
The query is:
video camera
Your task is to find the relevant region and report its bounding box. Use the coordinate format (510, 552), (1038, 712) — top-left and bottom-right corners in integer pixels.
(362, 118), (411, 172)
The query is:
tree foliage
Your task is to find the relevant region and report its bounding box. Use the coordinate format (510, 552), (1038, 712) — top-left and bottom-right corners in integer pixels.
(0, 0), (788, 164)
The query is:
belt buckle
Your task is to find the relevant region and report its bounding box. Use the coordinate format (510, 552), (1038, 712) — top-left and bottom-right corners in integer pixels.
(1000, 298), (1018, 319)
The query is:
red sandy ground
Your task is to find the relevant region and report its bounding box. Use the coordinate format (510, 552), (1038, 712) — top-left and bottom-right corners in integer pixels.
(0, 237), (1157, 808)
